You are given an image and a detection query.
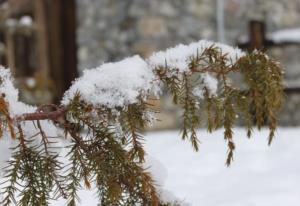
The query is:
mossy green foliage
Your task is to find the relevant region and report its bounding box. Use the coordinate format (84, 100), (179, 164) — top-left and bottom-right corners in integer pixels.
(0, 46), (284, 205)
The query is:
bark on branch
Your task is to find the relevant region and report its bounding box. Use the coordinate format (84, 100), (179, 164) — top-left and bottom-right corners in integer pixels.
(15, 107), (66, 122)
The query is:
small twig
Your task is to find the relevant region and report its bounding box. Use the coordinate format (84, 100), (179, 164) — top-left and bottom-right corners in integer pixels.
(17, 124), (26, 150)
(37, 120), (49, 155)
(15, 107), (66, 122)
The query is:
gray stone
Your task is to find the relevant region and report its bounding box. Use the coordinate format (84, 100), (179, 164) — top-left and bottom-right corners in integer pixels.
(138, 16), (168, 37)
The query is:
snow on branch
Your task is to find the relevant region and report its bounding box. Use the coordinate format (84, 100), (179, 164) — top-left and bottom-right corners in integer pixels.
(0, 66), (60, 164)
(0, 66), (35, 116)
(62, 40), (245, 109)
(148, 40), (245, 71)
(62, 55), (158, 108)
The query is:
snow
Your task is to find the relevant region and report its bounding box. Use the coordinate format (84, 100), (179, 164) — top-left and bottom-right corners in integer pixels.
(5, 16), (33, 29)
(148, 40), (245, 72)
(2, 39), (296, 205)
(268, 28), (300, 43)
(48, 127), (300, 206)
(147, 40), (244, 98)
(192, 86), (205, 99)
(0, 67), (60, 169)
(145, 128), (300, 206)
(202, 74), (218, 94)
(0, 67), (34, 167)
(63, 41), (246, 108)
(238, 27), (300, 44)
(237, 35), (249, 44)
(193, 73), (219, 99)
(144, 156), (183, 204)
(62, 55), (158, 108)
(0, 135), (14, 174)
(19, 16), (33, 27)
(25, 77), (36, 88)
(0, 67), (35, 116)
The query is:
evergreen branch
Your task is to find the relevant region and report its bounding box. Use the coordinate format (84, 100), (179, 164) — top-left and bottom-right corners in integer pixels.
(181, 73), (200, 151)
(0, 41), (284, 206)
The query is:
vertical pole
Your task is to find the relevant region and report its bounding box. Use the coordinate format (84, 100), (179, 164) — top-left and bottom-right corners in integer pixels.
(216, 0), (226, 43)
(5, 31), (16, 75)
(249, 20), (265, 51)
(47, 0), (78, 102)
(0, 32), (6, 66)
(61, 0), (78, 92)
(33, 0), (78, 102)
(33, 0), (51, 77)
(15, 35), (33, 76)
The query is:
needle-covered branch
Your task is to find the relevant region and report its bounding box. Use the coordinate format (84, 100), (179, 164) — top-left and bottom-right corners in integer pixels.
(0, 40), (284, 206)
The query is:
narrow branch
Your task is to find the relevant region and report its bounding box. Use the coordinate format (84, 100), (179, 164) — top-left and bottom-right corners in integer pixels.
(17, 124), (25, 147)
(15, 107), (66, 122)
(37, 120), (49, 154)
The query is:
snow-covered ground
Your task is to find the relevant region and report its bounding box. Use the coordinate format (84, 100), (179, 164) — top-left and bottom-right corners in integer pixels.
(48, 127), (300, 206)
(145, 128), (300, 206)
(0, 127), (287, 205)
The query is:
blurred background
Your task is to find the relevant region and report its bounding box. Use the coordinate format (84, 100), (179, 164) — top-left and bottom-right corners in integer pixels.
(0, 0), (300, 128)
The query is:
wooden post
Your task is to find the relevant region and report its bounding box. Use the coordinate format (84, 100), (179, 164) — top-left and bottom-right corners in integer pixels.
(34, 0), (51, 77)
(0, 32), (7, 66)
(5, 31), (17, 75)
(47, 0), (78, 102)
(15, 34), (35, 76)
(1, 0), (78, 102)
(7, 0), (32, 17)
(237, 20), (300, 94)
(248, 20), (265, 51)
(61, 0), (78, 92)
(33, 0), (78, 102)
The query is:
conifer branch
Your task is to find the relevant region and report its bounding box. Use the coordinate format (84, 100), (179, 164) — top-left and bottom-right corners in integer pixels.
(0, 41), (284, 205)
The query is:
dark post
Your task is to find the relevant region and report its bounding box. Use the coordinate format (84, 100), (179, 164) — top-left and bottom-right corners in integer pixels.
(0, 32), (7, 66)
(34, 0), (78, 102)
(47, 0), (78, 102)
(248, 20), (266, 51)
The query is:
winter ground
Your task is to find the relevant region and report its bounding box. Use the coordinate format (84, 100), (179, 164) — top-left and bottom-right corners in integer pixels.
(49, 127), (300, 205)
(144, 128), (300, 206)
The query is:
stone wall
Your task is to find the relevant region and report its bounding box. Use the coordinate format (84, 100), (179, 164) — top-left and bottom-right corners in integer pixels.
(76, 0), (300, 127)
(76, 0), (217, 70)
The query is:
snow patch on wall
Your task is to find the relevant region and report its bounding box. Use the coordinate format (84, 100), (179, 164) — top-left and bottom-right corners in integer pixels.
(268, 28), (300, 43)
